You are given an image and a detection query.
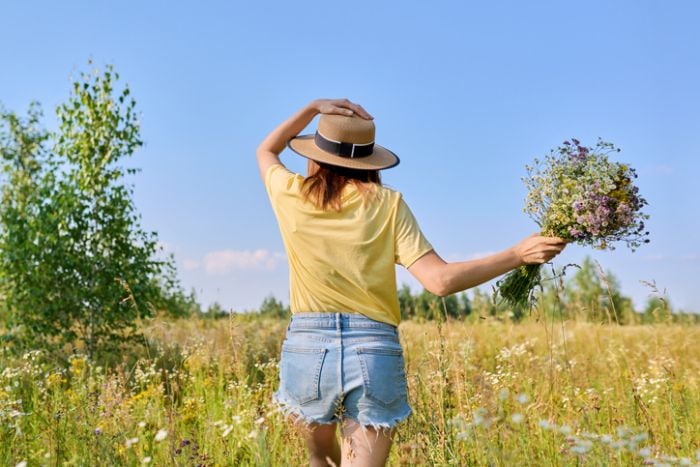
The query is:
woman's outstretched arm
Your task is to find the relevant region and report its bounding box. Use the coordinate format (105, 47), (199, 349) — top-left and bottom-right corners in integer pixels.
(408, 233), (566, 296)
(256, 98), (372, 180)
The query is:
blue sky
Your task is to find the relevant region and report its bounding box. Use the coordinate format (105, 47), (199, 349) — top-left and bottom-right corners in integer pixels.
(1, 1), (698, 312)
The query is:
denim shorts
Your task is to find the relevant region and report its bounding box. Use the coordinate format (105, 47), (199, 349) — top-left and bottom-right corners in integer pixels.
(272, 312), (411, 430)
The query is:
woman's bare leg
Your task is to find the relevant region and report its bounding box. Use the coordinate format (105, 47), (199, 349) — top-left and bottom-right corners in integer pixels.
(296, 420), (341, 467)
(340, 419), (394, 467)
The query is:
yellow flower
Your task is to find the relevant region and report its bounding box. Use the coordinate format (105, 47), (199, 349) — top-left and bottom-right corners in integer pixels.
(128, 382), (163, 406)
(202, 376), (215, 388)
(46, 372), (66, 388)
(181, 396), (202, 424)
(69, 356), (87, 377)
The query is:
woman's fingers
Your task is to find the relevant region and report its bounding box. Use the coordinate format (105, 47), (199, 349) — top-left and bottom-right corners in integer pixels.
(544, 237), (566, 244)
(324, 98), (373, 119)
(338, 102), (372, 119)
(521, 239), (567, 264)
(352, 103), (373, 119)
(544, 237), (567, 246)
(331, 105), (355, 116)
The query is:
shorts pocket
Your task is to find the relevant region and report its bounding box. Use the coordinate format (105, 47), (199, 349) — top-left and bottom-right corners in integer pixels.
(279, 345), (327, 405)
(356, 346), (407, 407)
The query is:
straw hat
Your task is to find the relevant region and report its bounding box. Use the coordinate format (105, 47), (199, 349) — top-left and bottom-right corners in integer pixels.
(286, 114), (400, 170)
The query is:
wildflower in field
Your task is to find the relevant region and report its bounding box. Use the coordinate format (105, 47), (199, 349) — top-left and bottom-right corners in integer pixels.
(634, 373), (668, 404)
(154, 429), (168, 442)
(571, 444), (591, 455)
(498, 342), (529, 360)
(138, 421), (146, 428)
(142, 456), (152, 464)
(498, 138), (650, 307)
(510, 413), (524, 424)
(470, 407), (488, 427)
(45, 371), (65, 389)
(15, 461), (27, 467)
(125, 437), (139, 448)
(610, 440), (626, 450)
(69, 355), (87, 378)
(221, 425), (234, 438)
(175, 438), (193, 454)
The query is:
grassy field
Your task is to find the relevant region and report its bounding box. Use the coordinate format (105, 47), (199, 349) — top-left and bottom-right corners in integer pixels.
(2, 314), (699, 466)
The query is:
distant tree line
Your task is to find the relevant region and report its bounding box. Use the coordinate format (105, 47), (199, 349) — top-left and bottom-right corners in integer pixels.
(228, 256), (698, 325)
(527, 257), (698, 324)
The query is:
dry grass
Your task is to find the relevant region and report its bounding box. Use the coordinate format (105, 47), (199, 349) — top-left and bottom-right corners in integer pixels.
(1, 314), (699, 465)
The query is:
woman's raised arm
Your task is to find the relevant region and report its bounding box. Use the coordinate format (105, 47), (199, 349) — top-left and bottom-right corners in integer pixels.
(256, 98), (372, 180)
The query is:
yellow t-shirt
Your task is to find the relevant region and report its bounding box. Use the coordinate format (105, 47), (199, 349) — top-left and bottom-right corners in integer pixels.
(264, 164), (433, 326)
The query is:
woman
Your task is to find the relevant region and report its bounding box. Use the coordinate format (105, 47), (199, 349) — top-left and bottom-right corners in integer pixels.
(256, 98), (566, 466)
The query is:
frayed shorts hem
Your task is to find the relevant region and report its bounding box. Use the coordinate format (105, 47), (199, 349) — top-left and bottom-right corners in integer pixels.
(272, 393), (412, 432)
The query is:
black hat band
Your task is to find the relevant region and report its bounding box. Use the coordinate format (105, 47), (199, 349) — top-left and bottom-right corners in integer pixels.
(314, 131), (374, 159)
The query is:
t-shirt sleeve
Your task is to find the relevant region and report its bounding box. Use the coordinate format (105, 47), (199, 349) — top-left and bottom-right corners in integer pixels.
(394, 196), (433, 268)
(264, 163), (296, 203)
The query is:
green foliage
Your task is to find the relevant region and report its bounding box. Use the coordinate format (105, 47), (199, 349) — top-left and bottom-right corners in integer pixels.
(201, 301), (227, 319)
(559, 257), (634, 324)
(398, 286), (472, 321)
(258, 294), (289, 319)
(529, 257), (698, 324)
(0, 64), (187, 362)
(641, 295), (672, 324)
(159, 284), (202, 319)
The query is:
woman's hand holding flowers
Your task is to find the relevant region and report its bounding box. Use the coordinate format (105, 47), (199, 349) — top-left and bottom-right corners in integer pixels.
(513, 233), (567, 266)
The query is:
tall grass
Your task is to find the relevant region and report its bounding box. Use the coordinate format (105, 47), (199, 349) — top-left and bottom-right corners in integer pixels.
(2, 314), (699, 465)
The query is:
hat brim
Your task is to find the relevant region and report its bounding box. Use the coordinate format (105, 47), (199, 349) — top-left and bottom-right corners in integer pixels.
(287, 134), (400, 170)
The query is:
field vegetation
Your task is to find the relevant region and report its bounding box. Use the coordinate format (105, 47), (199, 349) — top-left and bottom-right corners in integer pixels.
(2, 298), (699, 465)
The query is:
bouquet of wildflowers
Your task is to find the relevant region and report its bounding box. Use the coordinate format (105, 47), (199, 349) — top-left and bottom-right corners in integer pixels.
(497, 138), (650, 308)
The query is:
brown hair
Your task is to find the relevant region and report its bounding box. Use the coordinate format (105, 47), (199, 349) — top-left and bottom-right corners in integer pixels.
(301, 160), (381, 211)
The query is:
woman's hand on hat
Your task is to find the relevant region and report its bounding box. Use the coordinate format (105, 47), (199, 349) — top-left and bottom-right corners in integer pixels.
(311, 98), (374, 120)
